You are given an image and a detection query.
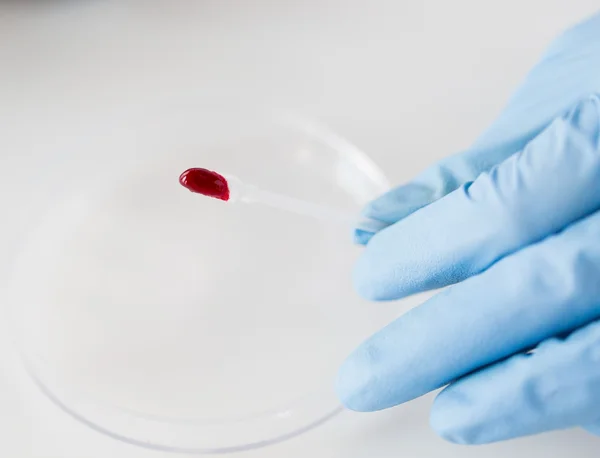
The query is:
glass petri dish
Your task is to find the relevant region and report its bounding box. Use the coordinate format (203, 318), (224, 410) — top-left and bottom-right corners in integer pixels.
(6, 96), (396, 453)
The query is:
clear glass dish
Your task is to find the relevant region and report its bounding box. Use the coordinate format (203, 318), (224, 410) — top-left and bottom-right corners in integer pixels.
(6, 96), (396, 453)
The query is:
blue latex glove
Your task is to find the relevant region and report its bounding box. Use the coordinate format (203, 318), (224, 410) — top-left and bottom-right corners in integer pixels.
(338, 12), (600, 444)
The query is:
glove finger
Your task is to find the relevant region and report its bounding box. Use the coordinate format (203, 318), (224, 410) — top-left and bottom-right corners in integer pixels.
(430, 319), (600, 444)
(338, 208), (600, 411)
(357, 12), (600, 245)
(355, 94), (600, 301)
(360, 138), (531, 226)
(582, 420), (600, 436)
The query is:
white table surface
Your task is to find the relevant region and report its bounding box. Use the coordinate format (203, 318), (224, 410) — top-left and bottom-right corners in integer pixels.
(1, 1), (599, 457)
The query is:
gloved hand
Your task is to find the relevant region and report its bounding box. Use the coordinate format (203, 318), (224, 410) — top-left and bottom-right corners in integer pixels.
(338, 12), (600, 444)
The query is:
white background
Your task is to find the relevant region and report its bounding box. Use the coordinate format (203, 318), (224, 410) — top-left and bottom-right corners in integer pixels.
(1, 1), (600, 457)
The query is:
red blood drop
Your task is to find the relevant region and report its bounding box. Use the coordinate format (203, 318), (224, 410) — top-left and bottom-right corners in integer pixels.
(179, 168), (230, 201)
